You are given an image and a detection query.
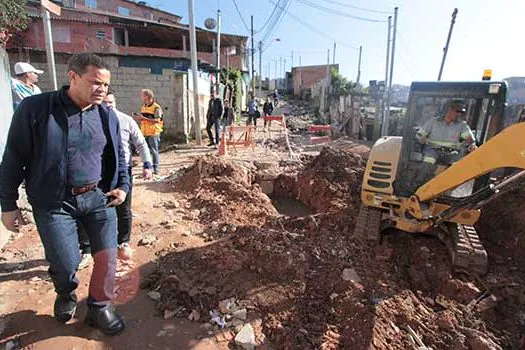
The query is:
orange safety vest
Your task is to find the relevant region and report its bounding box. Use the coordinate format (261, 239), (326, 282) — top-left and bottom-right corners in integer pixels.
(140, 102), (164, 136)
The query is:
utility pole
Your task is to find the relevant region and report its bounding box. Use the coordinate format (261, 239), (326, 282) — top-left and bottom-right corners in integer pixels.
(42, 7), (58, 90)
(216, 9), (221, 94)
(438, 8), (458, 81)
(279, 57), (283, 89)
(291, 50), (294, 68)
(356, 45), (362, 86)
(333, 42), (336, 64)
(188, 0), (201, 144)
(258, 41), (262, 98)
(284, 58), (287, 90)
(384, 7), (398, 137)
(378, 15), (392, 139)
(251, 15), (255, 95)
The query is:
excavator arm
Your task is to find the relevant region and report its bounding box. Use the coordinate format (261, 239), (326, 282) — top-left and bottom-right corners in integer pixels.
(414, 121), (525, 204)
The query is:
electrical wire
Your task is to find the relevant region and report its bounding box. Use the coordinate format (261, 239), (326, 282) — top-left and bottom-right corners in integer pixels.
(296, 0), (387, 23)
(260, 0), (291, 45)
(256, 0), (282, 34)
(318, 0), (392, 15)
(231, 0), (251, 33)
(266, 0), (360, 50)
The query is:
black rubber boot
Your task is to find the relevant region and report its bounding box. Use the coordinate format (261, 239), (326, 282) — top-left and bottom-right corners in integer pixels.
(54, 293), (77, 323)
(85, 305), (125, 336)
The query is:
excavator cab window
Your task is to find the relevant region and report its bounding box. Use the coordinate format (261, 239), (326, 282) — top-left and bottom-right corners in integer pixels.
(393, 82), (507, 198)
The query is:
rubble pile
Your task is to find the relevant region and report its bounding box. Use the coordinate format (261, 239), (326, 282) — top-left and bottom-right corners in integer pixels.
(275, 147), (367, 213)
(144, 149), (522, 349)
(171, 156), (278, 226)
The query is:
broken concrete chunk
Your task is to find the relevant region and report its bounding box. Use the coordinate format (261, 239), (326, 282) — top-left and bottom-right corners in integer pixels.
(188, 309), (200, 321)
(232, 308), (247, 321)
(147, 291), (161, 301)
(341, 268), (361, 283)
(234, 324), (256, 350)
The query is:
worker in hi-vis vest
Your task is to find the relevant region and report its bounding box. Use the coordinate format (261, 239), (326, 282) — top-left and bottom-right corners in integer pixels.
(133, 89), (163, 175)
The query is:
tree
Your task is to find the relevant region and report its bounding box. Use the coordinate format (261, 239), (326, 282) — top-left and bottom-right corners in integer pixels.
(330, 68), (354, 98)
(0, 0), (28, 47)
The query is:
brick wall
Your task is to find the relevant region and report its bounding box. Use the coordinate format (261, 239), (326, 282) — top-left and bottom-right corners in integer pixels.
(292, 64), (338, 96)
(7, 53), (211, 142)
(75, 0), (181, 23)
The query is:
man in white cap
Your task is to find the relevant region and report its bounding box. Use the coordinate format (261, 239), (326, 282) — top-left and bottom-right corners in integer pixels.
(11, 62), (43, 110)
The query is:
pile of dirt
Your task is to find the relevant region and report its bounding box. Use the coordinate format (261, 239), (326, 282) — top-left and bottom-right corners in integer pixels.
(475, 188), (525, 347)
(172, 156), (278, 227)
(145, 148), (520, 349)
(275, 147), (367, 213)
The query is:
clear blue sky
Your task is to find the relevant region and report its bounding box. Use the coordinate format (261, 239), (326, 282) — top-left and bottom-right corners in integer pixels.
(146, 0), (525, 86)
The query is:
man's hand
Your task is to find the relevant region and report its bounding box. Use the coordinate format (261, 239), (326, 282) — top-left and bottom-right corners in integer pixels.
(143, 168), (153, 180)
(1, 209), (28, 233)
(106, 188), (127, 207)
(468, 143), (477, 152)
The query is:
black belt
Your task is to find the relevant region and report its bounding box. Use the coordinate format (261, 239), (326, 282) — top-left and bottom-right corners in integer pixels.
(69, 183), (98, 195)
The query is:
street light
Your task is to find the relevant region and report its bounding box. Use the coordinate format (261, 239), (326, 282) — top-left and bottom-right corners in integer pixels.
(259, 38), (280, 97)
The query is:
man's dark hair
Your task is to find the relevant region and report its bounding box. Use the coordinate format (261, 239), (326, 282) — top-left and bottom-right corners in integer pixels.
(67, 53), (108, 75)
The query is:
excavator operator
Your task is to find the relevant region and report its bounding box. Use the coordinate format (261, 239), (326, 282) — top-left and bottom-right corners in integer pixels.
(414, 99), (477, 185)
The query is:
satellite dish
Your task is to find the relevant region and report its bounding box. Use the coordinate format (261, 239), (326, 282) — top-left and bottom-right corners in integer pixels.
(204, 18), (216, 30)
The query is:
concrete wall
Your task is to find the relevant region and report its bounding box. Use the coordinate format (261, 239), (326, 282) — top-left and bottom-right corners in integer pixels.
(8, 52), (211, 142)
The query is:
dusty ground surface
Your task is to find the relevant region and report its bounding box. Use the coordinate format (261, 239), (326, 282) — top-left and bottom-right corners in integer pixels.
(1, 98), (525, 350)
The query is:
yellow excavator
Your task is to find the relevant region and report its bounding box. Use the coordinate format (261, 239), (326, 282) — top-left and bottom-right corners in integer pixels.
(355, 81), (525, 275)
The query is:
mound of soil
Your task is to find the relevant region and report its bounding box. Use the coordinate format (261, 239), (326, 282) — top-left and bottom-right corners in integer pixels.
(146, 148), (520, 349)
(172, 156), (278, 226)
(276, 147), (367, 213)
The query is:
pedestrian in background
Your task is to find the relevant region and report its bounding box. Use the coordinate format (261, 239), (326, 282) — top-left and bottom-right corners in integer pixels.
(0, 53), (128, 335)
(78, 90), (153, 269)
(134, 89), (163, 175)
(222, 98), (234, 131)
(247, 96), (258, 129)
(263, 97), (274, 131)
(11, 62), (43, 110)
(206, 91), (223, 147)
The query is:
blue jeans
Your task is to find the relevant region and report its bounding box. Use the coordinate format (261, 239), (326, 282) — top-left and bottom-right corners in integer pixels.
(206, 118), (220, 145)
(146, 135), (160, 174)
(33, 188), (117, 308)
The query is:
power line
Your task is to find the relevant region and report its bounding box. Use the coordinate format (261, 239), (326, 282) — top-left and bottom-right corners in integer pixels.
(296, 0), (387, 23)
(231, 0), (251, 33)
(267, 0), (360, 50)
(318, 0), (392, 15)
(260, 0), (291, 45)
(256, 0), (282, 34)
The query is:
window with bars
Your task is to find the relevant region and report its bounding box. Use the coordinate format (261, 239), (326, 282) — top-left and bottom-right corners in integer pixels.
(96, 30), (105, 39)
(52, 26), (71, 43)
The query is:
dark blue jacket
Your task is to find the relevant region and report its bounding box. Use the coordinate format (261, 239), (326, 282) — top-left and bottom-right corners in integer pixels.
(0, 86), (130, 212)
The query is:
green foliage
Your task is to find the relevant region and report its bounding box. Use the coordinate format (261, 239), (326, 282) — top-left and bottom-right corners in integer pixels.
(220, 68), (243, 115)
(0, 0), (28, 32)
(330, 68), (354, 98)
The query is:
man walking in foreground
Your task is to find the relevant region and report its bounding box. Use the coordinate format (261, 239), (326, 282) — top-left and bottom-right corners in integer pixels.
(0, 53), (129, 335)
(78, 90), (152, 269)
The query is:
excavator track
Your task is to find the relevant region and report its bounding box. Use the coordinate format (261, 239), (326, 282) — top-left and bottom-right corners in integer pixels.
(354, 204), (382, 242)
(435, 223), (488, 275)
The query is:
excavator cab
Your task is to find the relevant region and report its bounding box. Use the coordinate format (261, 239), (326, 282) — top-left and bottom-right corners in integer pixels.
(393, 82), (507, 197)
(354, 81), (519, 275)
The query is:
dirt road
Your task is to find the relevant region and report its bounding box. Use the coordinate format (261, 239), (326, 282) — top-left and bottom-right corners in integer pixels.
(1, 99), (525, 350)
